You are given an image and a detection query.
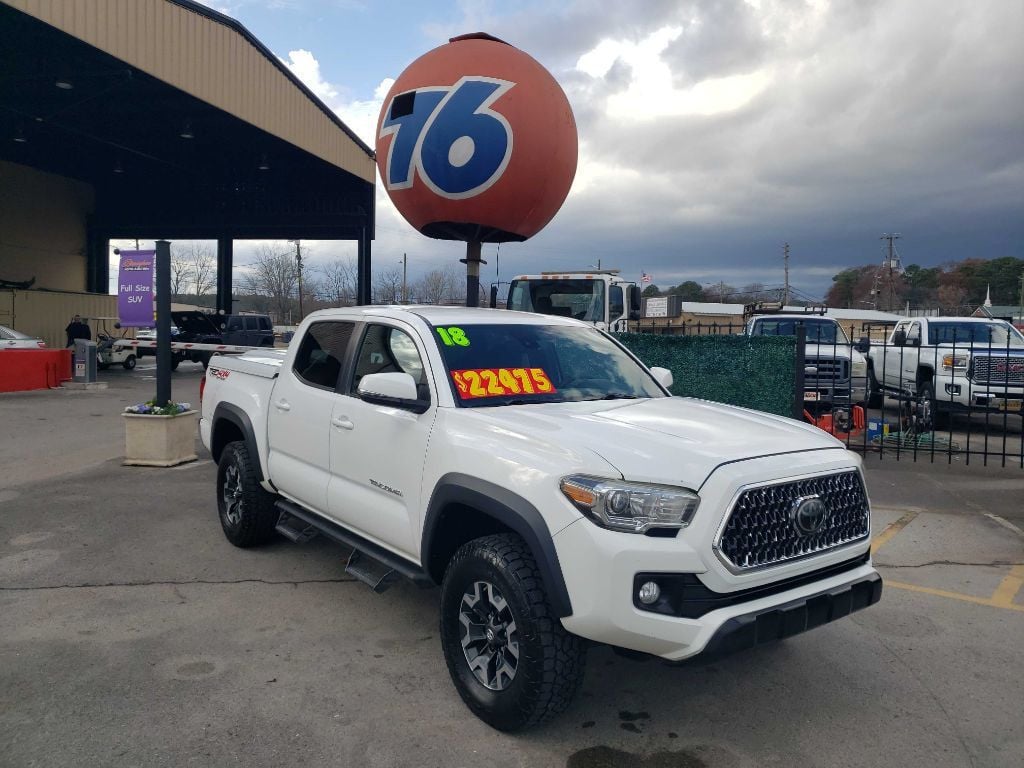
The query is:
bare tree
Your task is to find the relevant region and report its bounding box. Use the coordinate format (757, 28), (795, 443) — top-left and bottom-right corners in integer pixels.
(188, 242), (217, 296)
(242, 244), (298, 323)
(169, 248), (192, 297)
(414, 269), (448, 304)
(318, 257), (358, 306)
(373, 265), (404, 304)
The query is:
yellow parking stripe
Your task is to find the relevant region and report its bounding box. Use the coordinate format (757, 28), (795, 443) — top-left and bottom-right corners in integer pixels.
(871, 511), (919, 554)
(887, 580), (1024, 613)
(990, 564), (1024, 608)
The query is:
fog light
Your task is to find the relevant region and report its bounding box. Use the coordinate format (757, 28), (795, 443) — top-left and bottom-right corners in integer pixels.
(638, 581), (661, 605)
(945, 384), (961, 396)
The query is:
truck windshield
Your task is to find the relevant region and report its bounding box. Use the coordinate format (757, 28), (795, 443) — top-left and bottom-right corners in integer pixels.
(507, 279), (606, 322)
(751, 318), (848, 344)
(929, 322), (1024, 346)
(431, 323), (665, 407)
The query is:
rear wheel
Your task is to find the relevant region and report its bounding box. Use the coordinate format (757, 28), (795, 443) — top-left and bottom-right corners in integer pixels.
(439, 533), (585, 731)
(122, 354), (136, 370)
(918, 380), (949, 431)
(216, 441), (277, 547)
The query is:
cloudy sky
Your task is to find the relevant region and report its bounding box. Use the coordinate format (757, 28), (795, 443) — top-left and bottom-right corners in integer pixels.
(116, 0), (1023, 299)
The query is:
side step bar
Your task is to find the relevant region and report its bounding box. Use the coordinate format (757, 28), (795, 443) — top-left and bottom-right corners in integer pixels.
(274, 499), (434, 589)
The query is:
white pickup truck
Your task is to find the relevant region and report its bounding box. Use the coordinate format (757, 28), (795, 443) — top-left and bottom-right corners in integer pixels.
(200, 305), (881, 731)
(867, 316), (1024, 429)
(747, 314), (869, 412)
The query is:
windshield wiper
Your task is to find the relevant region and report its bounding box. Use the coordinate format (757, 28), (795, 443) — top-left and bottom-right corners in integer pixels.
(586, 393), (639, 401)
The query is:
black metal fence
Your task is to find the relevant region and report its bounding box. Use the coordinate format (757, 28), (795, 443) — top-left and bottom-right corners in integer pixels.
(839, 327), (1024, 467)
(627, 319), (1024, 467)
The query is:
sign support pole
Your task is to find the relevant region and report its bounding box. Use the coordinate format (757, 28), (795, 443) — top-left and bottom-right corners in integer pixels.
(155, 239), (172, 407)
(462, 241), (486, 307)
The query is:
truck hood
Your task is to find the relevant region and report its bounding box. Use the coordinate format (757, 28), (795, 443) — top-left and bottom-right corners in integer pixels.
(804, 343), (867, 365)
(464, 397), (843, 489)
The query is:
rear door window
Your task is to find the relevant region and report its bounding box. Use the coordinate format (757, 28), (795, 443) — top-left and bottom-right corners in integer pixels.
(292, 321), (356, 390)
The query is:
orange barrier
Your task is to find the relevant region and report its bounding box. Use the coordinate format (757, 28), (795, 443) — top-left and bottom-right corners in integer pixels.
(0, 349), (72, 392)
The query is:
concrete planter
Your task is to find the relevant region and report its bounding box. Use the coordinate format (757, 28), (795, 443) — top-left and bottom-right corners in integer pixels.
(123, 410), (199, 467)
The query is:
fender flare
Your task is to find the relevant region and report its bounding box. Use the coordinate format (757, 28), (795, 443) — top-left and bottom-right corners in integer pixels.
(422, 473), (574, 618)
(211, 402), (264, 481)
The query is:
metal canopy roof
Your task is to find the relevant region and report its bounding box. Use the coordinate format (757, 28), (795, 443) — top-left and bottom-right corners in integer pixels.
(0, 0), (375, 241)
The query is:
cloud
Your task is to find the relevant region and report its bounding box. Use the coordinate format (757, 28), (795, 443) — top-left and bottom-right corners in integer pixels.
(278, 1), (1021, 299)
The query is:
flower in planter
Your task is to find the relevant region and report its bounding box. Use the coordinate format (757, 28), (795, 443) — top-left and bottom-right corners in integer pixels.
(124, 401), (192, 416)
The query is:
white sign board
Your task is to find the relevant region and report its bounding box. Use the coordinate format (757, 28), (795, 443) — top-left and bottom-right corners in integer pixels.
(645, 297), (668, 318)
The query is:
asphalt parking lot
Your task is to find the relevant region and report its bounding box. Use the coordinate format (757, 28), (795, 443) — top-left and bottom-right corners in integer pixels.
(1, 363), (1023, 768)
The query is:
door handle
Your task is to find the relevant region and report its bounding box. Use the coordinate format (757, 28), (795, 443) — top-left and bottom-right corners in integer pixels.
(331, 416), (354, 430)
(273, 399), (291, 412)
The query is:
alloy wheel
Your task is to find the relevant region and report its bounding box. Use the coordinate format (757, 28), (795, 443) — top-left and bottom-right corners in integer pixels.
(459, 580), (520, 691)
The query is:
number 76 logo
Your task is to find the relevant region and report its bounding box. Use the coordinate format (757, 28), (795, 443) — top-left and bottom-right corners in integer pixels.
(379, 76), (515, 200)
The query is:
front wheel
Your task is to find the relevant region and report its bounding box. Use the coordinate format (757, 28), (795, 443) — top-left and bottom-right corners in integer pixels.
(216, 441), (277, 547)
(439, 534), (586, 731)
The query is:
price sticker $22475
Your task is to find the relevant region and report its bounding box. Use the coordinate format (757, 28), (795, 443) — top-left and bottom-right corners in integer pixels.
(450, 368), (556, 399)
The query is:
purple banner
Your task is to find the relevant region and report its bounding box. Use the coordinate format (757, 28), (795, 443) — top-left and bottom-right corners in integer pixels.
(117, 250), (156, 328)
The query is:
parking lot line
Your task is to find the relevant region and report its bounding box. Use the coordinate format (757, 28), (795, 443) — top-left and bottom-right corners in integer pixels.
(871, 510), (919, 554)
(886, 578), (1024, 613)
(990, 564), (1024, 608)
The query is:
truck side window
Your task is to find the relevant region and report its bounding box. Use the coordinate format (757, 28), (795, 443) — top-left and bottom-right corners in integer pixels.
(244, 317), (258, 331)
(226, 317), (243, 332)
(351, 325), (427, 396)
(292, 321), (355, 390)
(608, 286), (623, 321)
(258, 317), (271, 331)
(906, 322), (921, 347)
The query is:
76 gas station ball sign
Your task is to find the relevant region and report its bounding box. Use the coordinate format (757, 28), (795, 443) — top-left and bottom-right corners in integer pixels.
(376, 34), (577, 243)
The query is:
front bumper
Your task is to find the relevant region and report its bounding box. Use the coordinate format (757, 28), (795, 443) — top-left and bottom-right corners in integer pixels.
(694, 571), (881, 660)
(553, 450), (878, 662)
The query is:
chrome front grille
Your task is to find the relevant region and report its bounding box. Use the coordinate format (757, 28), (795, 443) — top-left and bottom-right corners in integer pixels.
(805, 357), (850, 384)
(971, 355), (1024, 386)
(716, 471), (870, 572)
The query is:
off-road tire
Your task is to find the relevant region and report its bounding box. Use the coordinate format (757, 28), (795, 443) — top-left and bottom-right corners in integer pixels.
(216, 441), (277, 548)
(440, 533), (585, 731)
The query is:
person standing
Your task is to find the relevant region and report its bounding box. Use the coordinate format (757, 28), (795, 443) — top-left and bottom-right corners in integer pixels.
(65, 315), (91, 347)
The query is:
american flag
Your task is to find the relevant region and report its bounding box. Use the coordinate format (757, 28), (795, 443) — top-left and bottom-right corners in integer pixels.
(641, 272), (652, 284)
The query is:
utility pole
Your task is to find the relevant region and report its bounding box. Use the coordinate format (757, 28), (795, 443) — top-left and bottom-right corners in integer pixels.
(1018, 270), (1023, 325)
(290, 239), (304, 321)
(401, 253), (408, 304)
(783, 242), (790, 306)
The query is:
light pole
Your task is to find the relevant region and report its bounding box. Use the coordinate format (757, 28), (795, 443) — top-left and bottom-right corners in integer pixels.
(289, 239), (303, 321)
(401, 253), (408, 304)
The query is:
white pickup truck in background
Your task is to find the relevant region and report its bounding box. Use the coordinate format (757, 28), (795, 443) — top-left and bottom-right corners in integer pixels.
(746, 313), (869, 412)
(200, 305), (881, 731)
(866, 316), (1024, 429)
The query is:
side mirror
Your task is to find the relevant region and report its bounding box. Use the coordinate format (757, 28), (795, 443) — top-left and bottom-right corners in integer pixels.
(629, 309), (641, 321)
(855, 336), (871, 353)
(893, 329), (907, 347)
(649, 366), (674, 390)
(358, 372), (429, 414)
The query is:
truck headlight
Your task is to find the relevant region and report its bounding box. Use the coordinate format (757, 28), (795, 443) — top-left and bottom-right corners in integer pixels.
(559, 475), (699, 533)
(942, 354), (968, 372)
